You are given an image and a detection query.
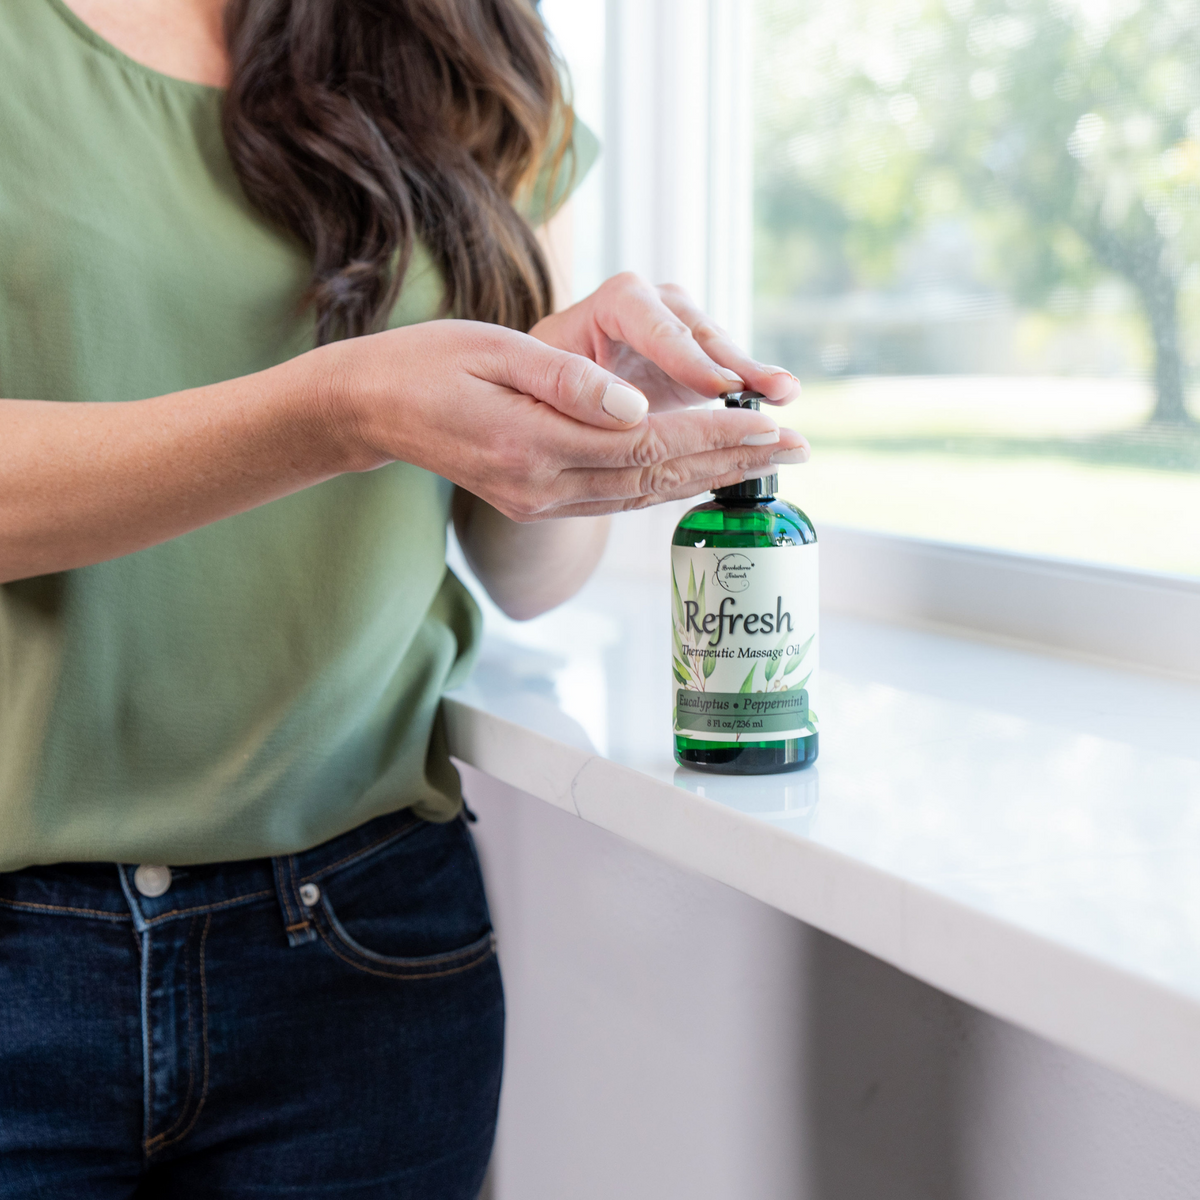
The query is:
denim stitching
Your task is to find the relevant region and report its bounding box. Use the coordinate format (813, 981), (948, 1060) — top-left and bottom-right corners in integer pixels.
(0, 816), (422, 926)
(313, 900), (496, 979)
(150, 914), (212, 1153)
(0, 888), (275, 926)
(116, 864), (148, 933)
(145, 915), (200, 1151)
(297, 814), (422, 883)
(142, 888), (273, 926)
(0, 897), (130, 921)
(287, 855), (311, 940)
(319, 896), (494, 970)
(271, 857), (302, 932)
(313, 921), (495, 981)
(141, 925), (154, 1151)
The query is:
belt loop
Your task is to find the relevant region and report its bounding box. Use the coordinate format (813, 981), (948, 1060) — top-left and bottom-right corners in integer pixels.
(272, 855), (316, 948)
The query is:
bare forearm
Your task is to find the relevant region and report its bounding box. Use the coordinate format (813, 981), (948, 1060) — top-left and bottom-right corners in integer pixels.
(452, 489), (610, 620)
(0, 313), (797, 588)
(0, 351), (351, 583)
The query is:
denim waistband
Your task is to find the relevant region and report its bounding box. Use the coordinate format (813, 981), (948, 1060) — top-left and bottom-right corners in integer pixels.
(0, 807), (426, 945)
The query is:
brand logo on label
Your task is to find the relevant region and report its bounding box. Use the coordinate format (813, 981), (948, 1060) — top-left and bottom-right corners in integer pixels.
(714, 553), (753, 593)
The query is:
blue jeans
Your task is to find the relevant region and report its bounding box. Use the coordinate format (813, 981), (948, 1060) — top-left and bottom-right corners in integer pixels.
(0, 810), (504, 1198)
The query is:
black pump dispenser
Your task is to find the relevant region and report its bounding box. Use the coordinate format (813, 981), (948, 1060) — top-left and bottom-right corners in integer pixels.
(715, 391), (778, 500)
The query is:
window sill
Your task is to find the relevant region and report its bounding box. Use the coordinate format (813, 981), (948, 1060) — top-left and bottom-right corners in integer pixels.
(445, 569), (1200, 1111)
(820, 524), (1200, 682)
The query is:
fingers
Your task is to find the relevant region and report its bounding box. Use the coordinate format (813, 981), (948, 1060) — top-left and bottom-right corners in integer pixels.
(582, 273), (802, 406)
(545, 403), (796, 471)
(426, 319), (812, 521)
(655, 284), (802, 406)
(476, 324), (650, 431)
(587, 274), (747, 400)
(475, 394), (805, 519)
(522, 274), (800, 416)
(544, 434), (812, 511)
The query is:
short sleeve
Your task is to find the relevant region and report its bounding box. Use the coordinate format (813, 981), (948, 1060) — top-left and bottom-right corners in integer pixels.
(522, 115), (600, 227)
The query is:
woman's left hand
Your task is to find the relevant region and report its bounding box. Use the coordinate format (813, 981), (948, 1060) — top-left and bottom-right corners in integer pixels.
(529, 272), (802, 412)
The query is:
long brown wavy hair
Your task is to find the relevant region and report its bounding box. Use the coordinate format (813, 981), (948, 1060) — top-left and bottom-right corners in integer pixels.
(221, 0), (572, 343)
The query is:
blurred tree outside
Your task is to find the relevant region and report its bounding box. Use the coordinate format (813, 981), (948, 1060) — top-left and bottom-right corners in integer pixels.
(755, 0), (1200, 425)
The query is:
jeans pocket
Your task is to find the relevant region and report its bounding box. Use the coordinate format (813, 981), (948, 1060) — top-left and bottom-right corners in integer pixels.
(315, 899), (495, 980)
(309, 818), (496, 981)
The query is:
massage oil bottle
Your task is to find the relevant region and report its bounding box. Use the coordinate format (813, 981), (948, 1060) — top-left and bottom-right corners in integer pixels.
(672, 392), (819, 774)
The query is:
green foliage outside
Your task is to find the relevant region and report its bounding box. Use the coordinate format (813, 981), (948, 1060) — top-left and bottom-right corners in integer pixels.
(756, 0), (1200, 424)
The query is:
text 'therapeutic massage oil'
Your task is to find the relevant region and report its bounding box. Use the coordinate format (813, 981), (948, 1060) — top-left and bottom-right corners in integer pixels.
(672, 391), (819, 774)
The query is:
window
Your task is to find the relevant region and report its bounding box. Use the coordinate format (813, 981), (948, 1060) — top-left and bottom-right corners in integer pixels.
(540, 0), (608, 301)
(493, 0), (1200, 677)
(754, 0), (1200, 578)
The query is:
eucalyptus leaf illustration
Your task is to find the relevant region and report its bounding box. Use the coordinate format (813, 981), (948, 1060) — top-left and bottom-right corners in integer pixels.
(696, 570), (706, 624)
(739, 663), (756, 693)
(672, 565), (685, 627)
(765, 628), (790, 683)
(687, 562), (697, 605)
(673, 658), (690, 685)
(703, 651), (716, 678)
(783, 633), (814, 675)
(789, 671), (812, 693)
(672, 621), (684, 658)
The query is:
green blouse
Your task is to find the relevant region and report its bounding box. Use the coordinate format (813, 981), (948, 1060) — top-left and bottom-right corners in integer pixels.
(0, 0), (594, 871)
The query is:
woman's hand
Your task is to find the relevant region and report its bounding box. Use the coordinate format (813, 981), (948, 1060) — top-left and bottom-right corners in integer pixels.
(0, 313), (804, 584)
(329, 318), (808, 521)
(529, 272), (805, 415)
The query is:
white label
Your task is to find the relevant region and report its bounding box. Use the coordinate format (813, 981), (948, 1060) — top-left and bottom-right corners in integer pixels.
(672, 543), (819, 742)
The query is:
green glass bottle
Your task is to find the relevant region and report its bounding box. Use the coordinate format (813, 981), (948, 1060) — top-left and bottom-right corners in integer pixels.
(671, 392), (819, 774)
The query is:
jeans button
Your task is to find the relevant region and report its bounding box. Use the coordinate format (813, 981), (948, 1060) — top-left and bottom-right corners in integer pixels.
(133, 864), (172, 898)
(299, 883), (320, 907)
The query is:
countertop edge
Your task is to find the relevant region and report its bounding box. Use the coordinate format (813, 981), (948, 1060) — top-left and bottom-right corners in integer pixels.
(444, 694), (1200, 1113)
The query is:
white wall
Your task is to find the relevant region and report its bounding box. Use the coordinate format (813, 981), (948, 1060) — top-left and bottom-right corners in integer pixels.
(464, 766), (1200, 1200)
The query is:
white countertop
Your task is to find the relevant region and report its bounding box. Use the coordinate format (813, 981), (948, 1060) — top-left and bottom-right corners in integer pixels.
(444, 567), (1200, 1110)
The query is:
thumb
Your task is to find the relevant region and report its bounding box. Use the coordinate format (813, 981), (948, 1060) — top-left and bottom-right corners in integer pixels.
(494, 331), (649, 430)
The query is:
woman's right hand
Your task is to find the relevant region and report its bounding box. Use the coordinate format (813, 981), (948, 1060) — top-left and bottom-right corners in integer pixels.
(326, 319), (808, 521)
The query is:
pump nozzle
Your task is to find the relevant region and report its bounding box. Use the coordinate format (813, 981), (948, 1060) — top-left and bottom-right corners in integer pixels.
(715, 391), (777, 500)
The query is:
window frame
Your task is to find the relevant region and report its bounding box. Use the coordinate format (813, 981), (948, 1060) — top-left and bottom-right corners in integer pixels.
(600, 0), (752, 342)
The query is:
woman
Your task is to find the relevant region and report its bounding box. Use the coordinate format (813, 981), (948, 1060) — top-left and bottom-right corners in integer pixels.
(0, 0), (806, 1195)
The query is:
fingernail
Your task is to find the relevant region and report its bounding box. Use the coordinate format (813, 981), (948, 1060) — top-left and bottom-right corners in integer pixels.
(602, 383), (649, 424)
(740, 429), (780, 446)
(716, 367), (744, 389)
(757, 368), (802, 403)
(769, 447), (810, 465)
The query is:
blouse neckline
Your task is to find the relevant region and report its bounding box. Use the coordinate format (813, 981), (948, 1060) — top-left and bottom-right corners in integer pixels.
(44, 0), (226, 95)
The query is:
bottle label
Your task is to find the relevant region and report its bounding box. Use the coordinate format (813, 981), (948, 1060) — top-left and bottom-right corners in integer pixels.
(672, 543), (818, 742)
